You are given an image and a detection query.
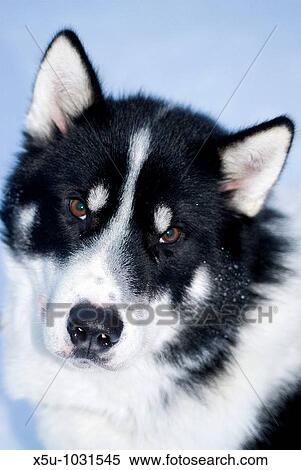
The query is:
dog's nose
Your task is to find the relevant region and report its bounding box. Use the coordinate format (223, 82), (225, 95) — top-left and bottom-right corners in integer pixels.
(67, 303), (123, 353)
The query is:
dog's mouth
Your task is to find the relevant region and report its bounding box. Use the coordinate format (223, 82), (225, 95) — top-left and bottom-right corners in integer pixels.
(50, 345), (113, 369)
(66, 348), (119, 370)
(74, 348), (107, 363)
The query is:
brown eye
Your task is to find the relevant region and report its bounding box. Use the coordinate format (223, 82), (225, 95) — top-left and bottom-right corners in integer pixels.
(69, 199), (87, 220)
(160, 227), (182, 244)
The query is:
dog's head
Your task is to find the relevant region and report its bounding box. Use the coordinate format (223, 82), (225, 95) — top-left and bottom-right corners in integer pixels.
(1, 30), (294, 371)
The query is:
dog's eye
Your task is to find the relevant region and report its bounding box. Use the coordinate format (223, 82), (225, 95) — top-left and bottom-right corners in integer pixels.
(69, 199), (87, 220)
(159, 227), (182, 244)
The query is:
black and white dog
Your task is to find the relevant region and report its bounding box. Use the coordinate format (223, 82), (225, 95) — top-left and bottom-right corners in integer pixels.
(1, 30), (301, 449)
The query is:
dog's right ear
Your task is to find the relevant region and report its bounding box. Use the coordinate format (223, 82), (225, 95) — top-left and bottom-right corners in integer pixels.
(26, 30), (103, 142)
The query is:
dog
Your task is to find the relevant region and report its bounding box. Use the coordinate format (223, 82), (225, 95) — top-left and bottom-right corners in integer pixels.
(1, 30), (301, 449)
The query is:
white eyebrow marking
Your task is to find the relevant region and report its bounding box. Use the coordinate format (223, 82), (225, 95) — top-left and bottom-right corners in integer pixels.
(154, 205), (173, 233)
(87, 184), (109, 212)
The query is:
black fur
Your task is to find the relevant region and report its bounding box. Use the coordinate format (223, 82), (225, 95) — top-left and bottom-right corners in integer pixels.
(1, 29), (299, 449)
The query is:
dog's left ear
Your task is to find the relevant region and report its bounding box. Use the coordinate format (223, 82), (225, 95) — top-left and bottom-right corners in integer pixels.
(219, 117), (294, 217)
(26, 29), (103, 141)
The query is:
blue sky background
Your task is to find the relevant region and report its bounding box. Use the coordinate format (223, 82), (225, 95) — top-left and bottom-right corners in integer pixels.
(0, 0), (300, 448)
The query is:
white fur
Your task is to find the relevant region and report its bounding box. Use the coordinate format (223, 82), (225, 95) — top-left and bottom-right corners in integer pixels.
(186, 266), (211, 302)
(16, 204), (37, 245)
(87, 184), (109, 212)
(3, 232), (301, 448)
(221, 125), (292, 216)
(154, 205), (173, 233)
(26, 35), (94, 139)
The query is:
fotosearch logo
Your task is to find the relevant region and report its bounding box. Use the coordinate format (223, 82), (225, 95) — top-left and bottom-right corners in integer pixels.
(45, 302), (277, 327)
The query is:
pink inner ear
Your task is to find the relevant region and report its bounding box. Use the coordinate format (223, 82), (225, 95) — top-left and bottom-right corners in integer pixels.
(220, 181), (241, 192)
(52, 103), (68, 135)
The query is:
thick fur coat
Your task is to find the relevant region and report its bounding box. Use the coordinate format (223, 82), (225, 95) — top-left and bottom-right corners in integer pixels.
(1, 30), (301, 449)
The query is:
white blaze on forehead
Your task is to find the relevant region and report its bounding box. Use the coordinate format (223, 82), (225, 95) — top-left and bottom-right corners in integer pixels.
(154, 205), (173, 233)
(87, 184), (109, 212)
(128, 127), (150, 169)
(101, 127), (151, 247)
(186, 267), (211, 302)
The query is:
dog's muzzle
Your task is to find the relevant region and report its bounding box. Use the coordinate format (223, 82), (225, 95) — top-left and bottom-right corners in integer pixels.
(67, 303), (123, 357)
